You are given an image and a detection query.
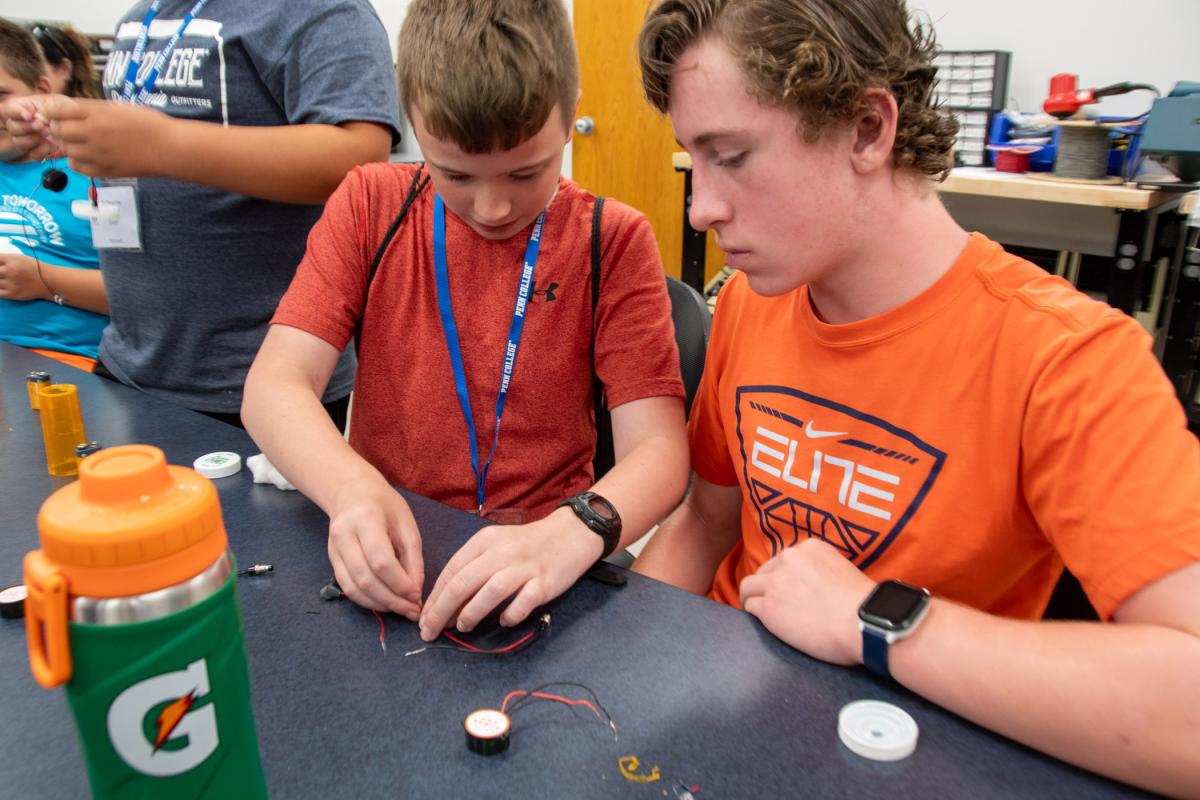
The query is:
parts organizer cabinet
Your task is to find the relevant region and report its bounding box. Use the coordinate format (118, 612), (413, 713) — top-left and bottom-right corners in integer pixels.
(932, 50), (1011, 167)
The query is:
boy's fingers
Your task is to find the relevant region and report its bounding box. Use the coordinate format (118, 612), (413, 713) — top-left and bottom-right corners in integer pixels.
(355, 517), (423, 615)
(739, 573), (765, 607)
(454, 566), (530, 632)
(362, 538), (421, 613)
(419, 555), (495, 640)
(335, 531), (411, 613)
(388, 521), (424, 603)
(496, 574), (546, 628)
(41, 94), (86, 122)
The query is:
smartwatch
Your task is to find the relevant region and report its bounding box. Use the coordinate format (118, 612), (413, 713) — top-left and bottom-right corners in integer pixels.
(558, 492), (622, 560)
(857, 579), (931, 680)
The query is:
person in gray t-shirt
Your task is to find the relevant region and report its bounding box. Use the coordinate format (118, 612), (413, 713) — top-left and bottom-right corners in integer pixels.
(2, 0), (401, 424)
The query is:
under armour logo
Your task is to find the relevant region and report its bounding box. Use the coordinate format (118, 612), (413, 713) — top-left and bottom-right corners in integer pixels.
(532, 281), (558, 302)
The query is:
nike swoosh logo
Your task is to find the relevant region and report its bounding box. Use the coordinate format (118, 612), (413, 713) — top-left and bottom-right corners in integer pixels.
(804, 424), (847, 439)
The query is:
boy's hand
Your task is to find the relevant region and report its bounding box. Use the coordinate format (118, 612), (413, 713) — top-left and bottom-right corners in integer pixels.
(327, 482), (425, 620)
(37, 97), (174, 179)
(0, 254), (51, 301)
(739, 538), (875, 665)
(417, 507), (604, 641)
(2, 95), (61, 161)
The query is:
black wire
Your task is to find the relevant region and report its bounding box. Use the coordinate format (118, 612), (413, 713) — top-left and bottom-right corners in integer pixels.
(1091, 82), (1160, 125)
(505, 681), (614, 727)
(15, 170), (55, 302)
(408, 614), (550, 657)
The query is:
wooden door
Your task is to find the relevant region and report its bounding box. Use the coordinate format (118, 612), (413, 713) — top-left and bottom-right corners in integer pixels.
(573, 0), (723, 284)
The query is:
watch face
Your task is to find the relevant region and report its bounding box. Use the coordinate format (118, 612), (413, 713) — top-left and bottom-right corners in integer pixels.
(584, 493), (618, 522)
(860, 580), (929, 632)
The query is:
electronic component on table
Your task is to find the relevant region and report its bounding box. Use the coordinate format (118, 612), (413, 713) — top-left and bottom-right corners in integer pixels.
(463, 682), (616, 756)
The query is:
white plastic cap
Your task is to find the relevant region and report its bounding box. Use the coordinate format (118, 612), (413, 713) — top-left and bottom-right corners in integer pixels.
(193, 451), (242, 479)
(838, 699), (919, 761)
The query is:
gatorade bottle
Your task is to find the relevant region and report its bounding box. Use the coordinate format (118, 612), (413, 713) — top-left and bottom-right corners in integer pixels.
(23, 445), (267, 799)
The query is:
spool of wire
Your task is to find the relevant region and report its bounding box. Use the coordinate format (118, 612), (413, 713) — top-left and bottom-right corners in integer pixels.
(1053, 124), (1113, 181)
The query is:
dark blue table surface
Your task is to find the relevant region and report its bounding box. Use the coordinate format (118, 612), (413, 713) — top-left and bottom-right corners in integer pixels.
(0, 344), (1153, 798)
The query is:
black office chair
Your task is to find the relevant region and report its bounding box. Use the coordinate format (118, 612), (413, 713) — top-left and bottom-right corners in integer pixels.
(592, 276), (711, 569)
(1043, 569), (1099, 620)
(592, 275), (711, 480)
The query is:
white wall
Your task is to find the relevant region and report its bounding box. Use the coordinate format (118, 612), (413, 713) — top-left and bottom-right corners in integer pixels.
(10, 1), (1197, 144)
(3, 1), (413, 48)
(914, 0), (1200, 117)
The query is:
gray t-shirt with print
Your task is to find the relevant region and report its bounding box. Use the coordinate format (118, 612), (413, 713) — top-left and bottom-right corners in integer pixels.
(98, 0), (401, 413)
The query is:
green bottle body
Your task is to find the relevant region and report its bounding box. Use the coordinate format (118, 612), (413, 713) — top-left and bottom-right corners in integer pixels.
(63, 559), (267, 799)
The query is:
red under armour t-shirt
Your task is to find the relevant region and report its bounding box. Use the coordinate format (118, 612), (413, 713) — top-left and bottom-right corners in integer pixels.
(274, 163), (683, 520)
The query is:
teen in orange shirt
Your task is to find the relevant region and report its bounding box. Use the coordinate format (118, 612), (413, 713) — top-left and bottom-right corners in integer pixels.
(633, 0), (1200, 795)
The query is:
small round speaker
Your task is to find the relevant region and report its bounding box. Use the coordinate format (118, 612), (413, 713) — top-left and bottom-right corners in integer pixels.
(41, 168), (68, 192)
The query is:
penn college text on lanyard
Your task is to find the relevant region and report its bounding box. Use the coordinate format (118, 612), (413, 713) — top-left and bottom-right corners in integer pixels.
(121, 0), (210, 105)
(433, 194), (547, 514)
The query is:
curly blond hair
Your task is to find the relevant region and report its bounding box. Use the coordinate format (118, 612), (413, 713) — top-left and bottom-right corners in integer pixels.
(639, 0), (957, 180)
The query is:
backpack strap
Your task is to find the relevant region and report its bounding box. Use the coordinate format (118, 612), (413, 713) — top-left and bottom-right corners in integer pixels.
(354, 164), (431, 353)
(590, 197), (615, 478)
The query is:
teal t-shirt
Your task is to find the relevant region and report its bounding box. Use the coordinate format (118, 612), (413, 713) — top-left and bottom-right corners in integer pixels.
(0, 160), (107, 358)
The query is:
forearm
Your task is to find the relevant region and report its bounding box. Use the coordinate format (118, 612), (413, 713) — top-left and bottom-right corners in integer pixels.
(591, 430), (689, 551)
(631, 492), (735, 594)
(242, 372), (387, 515)
(37, 264), (108, 314)
(154, 118), (391, 204)
(891, 600), (1200, 796)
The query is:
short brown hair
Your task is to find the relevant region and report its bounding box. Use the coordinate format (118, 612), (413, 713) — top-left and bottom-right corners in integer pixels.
(30, 23), (103, 99)
(639, 0), (957, 180)
(396, 0), (579, 154)
(0, 18), (47, 90)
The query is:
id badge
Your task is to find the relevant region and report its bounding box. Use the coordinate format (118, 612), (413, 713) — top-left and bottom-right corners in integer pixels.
(78, 179), (142, 251)
(477, 508), (527, 526)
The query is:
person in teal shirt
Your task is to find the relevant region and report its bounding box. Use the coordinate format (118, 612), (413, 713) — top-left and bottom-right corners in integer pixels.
(0, 18), (107, 365)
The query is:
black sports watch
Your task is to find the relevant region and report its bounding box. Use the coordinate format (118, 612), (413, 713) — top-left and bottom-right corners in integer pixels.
(558, 492), (622, 559)
(858, 579), (931, 680)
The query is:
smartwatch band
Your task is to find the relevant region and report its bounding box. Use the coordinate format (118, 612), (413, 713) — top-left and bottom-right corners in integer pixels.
(862, 627), (890, 679)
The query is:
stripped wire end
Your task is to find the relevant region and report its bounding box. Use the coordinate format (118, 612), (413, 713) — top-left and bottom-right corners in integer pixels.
(373, 609), (387, 655)
(609, 719), (619, 742)
(404, 647), (428, 657)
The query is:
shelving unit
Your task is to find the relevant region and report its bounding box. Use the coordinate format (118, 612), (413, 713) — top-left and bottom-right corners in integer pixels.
(933, 50), (1011, 167)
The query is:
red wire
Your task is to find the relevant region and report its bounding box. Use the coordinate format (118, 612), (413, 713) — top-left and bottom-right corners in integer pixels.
(442, 628), (535, 654)
(440, 630), (482, 651)
(372, 610), (386, 648)
(500, 690), (602, 721)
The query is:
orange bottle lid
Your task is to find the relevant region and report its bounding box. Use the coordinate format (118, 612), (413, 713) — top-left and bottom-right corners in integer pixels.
(34, 445), (228, 598)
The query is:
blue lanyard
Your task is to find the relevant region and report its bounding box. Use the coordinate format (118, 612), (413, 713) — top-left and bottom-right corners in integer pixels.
(121, 0), (210, 104)
(433, 194), (546, 512)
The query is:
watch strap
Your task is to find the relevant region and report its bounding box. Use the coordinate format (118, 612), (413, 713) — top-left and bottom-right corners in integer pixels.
(862, 626), (890, 679)
(559, 493), (620, 559)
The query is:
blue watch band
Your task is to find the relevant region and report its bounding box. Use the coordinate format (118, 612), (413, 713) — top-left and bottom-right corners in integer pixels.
(862, 627), (890, 679)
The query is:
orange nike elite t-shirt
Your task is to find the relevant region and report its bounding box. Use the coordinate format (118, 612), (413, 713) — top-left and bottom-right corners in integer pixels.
(693, 233), (1200, 620)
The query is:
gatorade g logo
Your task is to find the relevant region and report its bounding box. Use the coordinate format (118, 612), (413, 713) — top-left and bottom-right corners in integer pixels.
(107, 659), (219, 777)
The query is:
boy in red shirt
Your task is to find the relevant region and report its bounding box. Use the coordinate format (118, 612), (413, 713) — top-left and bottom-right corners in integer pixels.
(634, 0), (1200, 794)
(242, 0), (688, 640)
